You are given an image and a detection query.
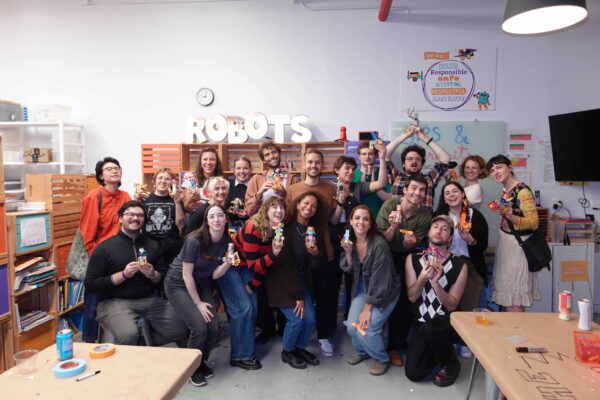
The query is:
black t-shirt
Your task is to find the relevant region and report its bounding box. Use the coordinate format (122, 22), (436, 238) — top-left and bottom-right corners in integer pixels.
(184, 202), (209, 236)
(144, 193), (179, 240)
(168, 233), (231, 282)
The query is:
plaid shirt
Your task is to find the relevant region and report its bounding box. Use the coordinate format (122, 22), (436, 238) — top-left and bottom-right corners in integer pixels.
(388, 161), (448, 209)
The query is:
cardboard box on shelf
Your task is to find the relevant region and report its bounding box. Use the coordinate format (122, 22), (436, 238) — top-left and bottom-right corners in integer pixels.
(23, 148), (52, 163)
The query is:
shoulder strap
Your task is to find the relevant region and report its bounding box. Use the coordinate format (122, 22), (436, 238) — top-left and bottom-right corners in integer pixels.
(94, 189), (104, 241)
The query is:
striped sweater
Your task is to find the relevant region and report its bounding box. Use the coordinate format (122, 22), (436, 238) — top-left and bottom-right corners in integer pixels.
(233, 221), (277, 291)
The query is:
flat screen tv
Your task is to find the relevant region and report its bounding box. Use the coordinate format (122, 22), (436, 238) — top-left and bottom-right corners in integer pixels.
(549, 108), (600, 181)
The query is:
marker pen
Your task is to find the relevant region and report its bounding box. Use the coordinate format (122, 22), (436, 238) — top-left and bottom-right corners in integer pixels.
(515, 347), (547, 353)
(76, 370), (101, 382)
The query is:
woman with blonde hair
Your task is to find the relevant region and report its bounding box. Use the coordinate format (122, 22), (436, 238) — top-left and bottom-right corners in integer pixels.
(184, 176), (229, 235)
(459, 155), (488, 208)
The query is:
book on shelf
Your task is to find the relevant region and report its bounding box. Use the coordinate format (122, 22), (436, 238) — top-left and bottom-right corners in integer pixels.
(17, 309), (53, 332)
(14, 262), (56, 291)
(58, 279), (85, 312)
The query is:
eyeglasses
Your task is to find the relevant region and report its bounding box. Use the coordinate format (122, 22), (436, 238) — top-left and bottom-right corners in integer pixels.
(103, 166), (121, 172)
(123, 212), (144, 219)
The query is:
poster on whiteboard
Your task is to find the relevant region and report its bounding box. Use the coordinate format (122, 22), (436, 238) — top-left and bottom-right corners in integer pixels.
(401, 47), (497, 111)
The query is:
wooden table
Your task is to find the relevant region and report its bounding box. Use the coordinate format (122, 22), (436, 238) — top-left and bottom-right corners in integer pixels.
(451, 312), (600, 400)
(0, 342), (202, 399)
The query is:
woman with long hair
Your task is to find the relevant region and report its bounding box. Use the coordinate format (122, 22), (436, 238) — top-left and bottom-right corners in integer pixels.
(164, 204), (234, 387)
(487, 155), (540, 312)
(459, 155), (488, 208)
(216, 195), (285, 371)
(182, 147), (224, 212)
(184, 176), (229, 235)
(341, 205), (400, 376)
(435, 181), (489, 358)
(265, 192), (326, 369)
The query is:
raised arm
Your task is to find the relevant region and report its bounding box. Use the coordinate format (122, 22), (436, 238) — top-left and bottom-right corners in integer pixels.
(415, 129), (450, 164)
(368, 143), (388, 193)
(385, 126), (416, 162)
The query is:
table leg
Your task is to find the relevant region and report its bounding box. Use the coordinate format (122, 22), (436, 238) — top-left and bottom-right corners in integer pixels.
(465, 356), (479, 400)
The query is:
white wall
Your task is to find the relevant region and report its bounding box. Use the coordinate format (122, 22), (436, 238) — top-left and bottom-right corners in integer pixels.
(1, 1), (600, 224)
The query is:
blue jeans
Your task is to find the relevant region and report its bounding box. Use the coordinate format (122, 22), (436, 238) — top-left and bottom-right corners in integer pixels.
(279, 288), (316, 352)
(217, 267), (257, 361)
(347, 292), (398, 362)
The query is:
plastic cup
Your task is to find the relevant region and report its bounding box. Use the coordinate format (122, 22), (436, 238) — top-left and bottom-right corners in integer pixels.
(13, 349), (39, 374)
(474, 308), (491, 326)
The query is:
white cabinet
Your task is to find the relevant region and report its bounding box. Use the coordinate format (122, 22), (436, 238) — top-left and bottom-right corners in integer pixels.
(0, 121), (85, 201)
(551, 243), (595, 311)
(530, 243), (595, 313)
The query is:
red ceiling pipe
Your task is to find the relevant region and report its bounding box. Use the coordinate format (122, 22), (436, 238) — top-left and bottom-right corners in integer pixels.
(379, 0), (392, 22)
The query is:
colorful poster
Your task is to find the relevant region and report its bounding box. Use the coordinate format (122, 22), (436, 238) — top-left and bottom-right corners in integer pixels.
(401, 47), (497, 111)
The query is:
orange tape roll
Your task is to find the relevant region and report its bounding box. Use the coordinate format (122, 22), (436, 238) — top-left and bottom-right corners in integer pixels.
(89, 344), (116, 359)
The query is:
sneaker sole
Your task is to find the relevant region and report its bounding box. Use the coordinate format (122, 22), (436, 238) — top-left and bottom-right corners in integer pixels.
(189, 377), (207, 387)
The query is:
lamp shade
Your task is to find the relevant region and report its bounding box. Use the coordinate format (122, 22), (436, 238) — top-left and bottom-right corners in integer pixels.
(502, 0), (588, 34)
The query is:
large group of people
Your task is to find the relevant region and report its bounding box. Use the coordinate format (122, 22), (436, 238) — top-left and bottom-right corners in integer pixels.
(83, 128), (541, 389)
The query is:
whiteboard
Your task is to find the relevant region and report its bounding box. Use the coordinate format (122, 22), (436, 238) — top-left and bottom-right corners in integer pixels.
(388, 120), (505, 248)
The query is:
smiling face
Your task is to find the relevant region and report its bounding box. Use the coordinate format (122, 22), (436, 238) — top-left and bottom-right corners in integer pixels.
(234, 159), (251, 183)
(304, 153), (322, 178)
(154, 172), (173, 195)
(428, 220), (452, 247)
(119, 206), (145, 235)
(200, 151), (217, 177)
(102, 162), (122, 186)
(443, 183), (465, 209)
(489, 163), (512, 184)
(402, 151), (423, 175)
(350, 208), (372, 236)
(463, 160), (481, 182)
(358, 147), (376, 167)
(296, 194), (318, 222)
(261, 146), (281, 170)
(403, 180), (427, 206)
(206, 206), (227, 232)
(210, 181), (229, 205)
(267, 203), (285, 226)
(336, 162), (355, 184)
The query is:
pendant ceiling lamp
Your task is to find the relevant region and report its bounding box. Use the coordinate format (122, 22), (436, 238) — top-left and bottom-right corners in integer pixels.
(502, 0), (588, 34)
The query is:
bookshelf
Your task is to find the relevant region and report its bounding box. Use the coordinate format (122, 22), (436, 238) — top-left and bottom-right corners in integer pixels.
(6, 211), (57, 351)
(140, 141), (347, 187)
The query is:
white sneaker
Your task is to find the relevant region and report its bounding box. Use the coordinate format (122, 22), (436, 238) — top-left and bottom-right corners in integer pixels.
(319, 339), (334, 357)
(459, 345), (472, 359)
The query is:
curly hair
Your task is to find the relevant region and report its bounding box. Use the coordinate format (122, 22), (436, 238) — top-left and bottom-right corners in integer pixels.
(460, 155), (488, 180)
(251, 195), (286, 241)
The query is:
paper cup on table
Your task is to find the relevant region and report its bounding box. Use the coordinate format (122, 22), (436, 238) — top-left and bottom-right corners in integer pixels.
(14, 349), (39, 374)
(474, 308), (491, 326)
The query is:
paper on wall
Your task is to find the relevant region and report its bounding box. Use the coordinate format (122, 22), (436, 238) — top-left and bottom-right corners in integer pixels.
(20, 216), (47, 247)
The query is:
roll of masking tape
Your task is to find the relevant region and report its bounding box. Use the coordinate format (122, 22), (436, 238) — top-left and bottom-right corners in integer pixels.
(53, 358), (87, 378)
(89, 344), (116, 359)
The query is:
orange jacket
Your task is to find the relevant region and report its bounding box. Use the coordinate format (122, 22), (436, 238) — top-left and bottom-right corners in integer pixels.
(80, 186), (131, 256)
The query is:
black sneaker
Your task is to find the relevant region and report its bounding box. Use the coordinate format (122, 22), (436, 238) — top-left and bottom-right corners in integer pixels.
(189, 369), (207, 387)
(281, 350), (307, 369)
(201, 362), (214, 379)
(293, 348), (320, 366)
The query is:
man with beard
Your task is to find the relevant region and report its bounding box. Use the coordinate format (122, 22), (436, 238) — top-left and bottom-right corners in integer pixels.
(85, 201), (187, 346)
(376, 174), (432, 367)
(245, 141), (298, 217)
(286, 148), (339, 357)
(405, 214), (467, 387)
(386, 127), (450, 209)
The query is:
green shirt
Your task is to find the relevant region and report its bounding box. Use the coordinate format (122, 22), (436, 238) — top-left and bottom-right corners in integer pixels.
(375, 197), (432, 254)
(352, 167), (391, 218)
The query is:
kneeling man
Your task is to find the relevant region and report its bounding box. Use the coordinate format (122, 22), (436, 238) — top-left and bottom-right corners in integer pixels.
(405, 215), (467, 387)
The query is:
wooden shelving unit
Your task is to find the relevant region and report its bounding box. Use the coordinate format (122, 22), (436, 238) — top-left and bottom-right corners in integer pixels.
(140, 141), (347, 187)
